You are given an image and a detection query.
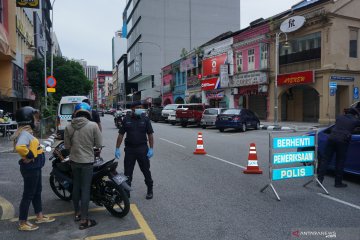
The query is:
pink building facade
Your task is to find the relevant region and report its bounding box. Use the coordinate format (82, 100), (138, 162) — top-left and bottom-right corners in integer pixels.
(230, 23), (271, 120)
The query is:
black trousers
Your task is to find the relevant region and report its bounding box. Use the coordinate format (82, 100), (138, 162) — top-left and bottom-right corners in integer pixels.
(71, 162), (93, 220)
(19, 168), (42, 221)
(124, 145), (153, 188)
(318, 139), (348, 184)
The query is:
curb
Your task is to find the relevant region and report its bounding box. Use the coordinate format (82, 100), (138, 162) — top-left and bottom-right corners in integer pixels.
(260, 125), (317, 131)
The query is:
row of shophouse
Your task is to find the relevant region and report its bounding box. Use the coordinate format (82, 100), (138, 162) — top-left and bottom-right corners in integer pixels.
(0, 0), (61, 114)
(161, 0), (360, 124)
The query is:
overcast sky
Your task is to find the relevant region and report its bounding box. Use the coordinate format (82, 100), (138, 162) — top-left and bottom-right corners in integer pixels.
(54, 0), (301, 70)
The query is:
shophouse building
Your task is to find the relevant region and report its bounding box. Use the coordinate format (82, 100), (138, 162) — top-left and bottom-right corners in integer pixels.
(268, 0), (360, 124)
(231, 20), (271, 120)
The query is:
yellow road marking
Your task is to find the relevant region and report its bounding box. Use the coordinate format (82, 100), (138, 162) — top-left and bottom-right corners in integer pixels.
(81, 229), (143, 240)
(9, 207), (107, 222)
(131, 204), (157, 240)
(0, 195), (15, 220)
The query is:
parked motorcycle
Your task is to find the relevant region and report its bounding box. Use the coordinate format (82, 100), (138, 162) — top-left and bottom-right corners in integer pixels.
(49, 141), (131, 218)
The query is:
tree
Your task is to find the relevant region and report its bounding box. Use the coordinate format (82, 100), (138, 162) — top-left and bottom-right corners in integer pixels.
(27, 55), (93, 112)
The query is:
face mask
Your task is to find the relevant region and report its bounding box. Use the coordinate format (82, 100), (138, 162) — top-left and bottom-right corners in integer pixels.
(134, 109), (143, 116)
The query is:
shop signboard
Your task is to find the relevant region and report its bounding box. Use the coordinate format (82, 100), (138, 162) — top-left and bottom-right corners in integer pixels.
(201, 77), (220, 91)
(180, 56), (198, 72)
(202, 53), (227, 77)
(280, 16), (306, 33)
(16, 0), (40, 8)
(206, 90), (224, 99)
(220, 64), (229, 88)
(277, 71), (314, 86)
(230, 72), (267, 87)
(187, 76), (201, 90)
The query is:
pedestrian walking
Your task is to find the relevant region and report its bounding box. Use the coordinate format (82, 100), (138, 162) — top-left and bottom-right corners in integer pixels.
(64, 102), (102, 229)
(12, 106), (55, 231)
(318, 107), (360, 187)
(114, 101), (154, 199)
(82, 99), (102, 132)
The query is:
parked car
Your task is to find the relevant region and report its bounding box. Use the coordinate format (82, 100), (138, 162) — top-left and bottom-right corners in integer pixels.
(201, 108), (227, 129)
(161, 104), (182, 122)
(215, 108), (260, 132)
(298, 125), (360, 176)
(175, 104), (209, 127)
(148, 106), (164, 122)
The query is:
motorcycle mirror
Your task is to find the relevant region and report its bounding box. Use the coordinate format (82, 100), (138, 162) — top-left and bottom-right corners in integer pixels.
(45, 146), (52, 152)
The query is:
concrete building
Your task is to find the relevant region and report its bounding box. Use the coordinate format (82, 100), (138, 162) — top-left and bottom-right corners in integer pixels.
(123, 0), (240, 104)
(112, 30), (126, 69)
(97, 71), (112, 108)
(267, 0), (360, 124)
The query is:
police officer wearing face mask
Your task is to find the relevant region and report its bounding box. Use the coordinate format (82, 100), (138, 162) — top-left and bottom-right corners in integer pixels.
(114, 101), (154, 199)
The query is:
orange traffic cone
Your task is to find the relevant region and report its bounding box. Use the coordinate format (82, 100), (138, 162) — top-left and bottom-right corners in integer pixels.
(193, 132), (207, 155)
(243, 143), (263, 174)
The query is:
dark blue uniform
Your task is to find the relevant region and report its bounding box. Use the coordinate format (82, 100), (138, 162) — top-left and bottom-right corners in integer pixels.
(318, 113), (360, 186)
(119, 114), (154, 188)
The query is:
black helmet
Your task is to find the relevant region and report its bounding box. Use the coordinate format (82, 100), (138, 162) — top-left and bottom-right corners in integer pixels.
(15, 106), (39, 128)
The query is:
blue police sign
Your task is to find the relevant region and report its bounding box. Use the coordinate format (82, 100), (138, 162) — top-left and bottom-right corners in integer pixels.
(272, 166), (314, 181)
(273, 136), (315, 149)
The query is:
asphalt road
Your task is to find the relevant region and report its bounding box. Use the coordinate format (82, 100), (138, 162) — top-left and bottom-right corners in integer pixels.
(0, 114), (360, 240)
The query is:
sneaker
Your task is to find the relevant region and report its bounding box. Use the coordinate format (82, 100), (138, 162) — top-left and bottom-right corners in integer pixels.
(18, 222), (39, 231)
(334, 183), (348, 188)
(35, 215), (56, 224)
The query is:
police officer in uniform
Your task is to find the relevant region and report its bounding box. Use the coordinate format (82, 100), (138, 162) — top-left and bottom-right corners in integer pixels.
(114, 101), (154, 199)
(318, 107), (360, 187)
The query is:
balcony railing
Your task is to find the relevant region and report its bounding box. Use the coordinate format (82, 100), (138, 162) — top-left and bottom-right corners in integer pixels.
(280, 48), (321, 65)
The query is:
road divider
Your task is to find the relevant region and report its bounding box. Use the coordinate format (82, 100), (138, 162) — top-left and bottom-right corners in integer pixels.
(159, 138), (186, 148)
(206, 154), (246, 169)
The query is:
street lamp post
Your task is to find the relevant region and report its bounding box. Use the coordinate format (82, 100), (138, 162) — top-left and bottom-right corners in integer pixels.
(50, 0), (56, 76)
(138, 41), (163, 105)
(274, 31), (288, 126)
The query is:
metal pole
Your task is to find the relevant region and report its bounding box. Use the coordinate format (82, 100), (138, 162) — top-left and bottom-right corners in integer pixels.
(50, 0), (56, 76)
(274, 33), (279, 126)
(44, 27), (47, 108)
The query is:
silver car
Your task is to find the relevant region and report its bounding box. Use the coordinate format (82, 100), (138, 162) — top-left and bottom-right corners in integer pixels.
(200, 108), (227, 129)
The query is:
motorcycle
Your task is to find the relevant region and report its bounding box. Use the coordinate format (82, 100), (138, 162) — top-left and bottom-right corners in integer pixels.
(48, 141), (131, 218)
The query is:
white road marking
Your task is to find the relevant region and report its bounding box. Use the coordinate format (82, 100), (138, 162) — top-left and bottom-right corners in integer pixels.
(318, 193), (360, 211)
(159, 138), (186, 148)
(206, 154), (246, 169)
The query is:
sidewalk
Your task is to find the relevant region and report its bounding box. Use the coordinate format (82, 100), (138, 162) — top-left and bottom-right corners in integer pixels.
(260, 121), (331, 131)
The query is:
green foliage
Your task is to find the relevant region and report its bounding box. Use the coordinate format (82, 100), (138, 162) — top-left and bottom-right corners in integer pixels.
(180, 48), (188, 58)
(27, 56), (93, 117)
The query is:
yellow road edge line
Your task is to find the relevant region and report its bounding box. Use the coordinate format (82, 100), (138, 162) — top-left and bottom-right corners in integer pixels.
(9, 207), (107, 222)
(131, 204), (157, 240)
(0, 196), (15, 220)
(82, 229), (143, 240)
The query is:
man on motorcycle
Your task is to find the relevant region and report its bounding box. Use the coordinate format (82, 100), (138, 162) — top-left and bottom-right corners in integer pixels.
(64, 102), (102, 230)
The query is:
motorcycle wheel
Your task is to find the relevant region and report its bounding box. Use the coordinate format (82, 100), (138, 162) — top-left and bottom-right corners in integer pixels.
(49, 175), (72, 201)
(104, 181), (130, 218)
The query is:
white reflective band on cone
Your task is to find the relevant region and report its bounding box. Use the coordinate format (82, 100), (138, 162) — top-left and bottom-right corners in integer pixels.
(197, 145), (204, 149)
(249, 151), (257, 154)
(250, 147), (256, 150)
(247, 160), (258, 166)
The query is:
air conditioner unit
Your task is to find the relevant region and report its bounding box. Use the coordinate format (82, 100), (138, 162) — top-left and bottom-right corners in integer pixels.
(231, 88), (238, 95)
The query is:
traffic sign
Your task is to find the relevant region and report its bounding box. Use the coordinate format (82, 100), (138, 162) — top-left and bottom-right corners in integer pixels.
(354, 87), (359, 99)
(273, 136), (315, 149)
(47, 88), (56, 93)
(273, 151), (314, 165)
(46, 76), (57, 88)
(329, 82), (337, 89)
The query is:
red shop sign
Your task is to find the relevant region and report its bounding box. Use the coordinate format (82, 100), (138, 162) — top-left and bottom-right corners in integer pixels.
(202, 53), (227, 77)
(277, 71), (314, 86)
(201, 77), (220, 91)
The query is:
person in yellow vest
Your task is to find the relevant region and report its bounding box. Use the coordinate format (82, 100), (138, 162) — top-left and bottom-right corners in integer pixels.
(11, 107), (55, 231)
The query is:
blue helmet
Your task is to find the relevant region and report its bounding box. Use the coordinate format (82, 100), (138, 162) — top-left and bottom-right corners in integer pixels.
(74, 102), (91, 119)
